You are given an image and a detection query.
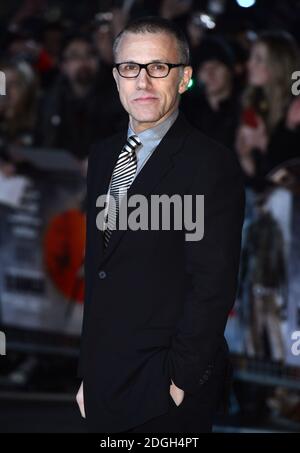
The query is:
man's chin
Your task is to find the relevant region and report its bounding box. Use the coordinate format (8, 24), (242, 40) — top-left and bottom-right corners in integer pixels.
(131, 110), (162, 124)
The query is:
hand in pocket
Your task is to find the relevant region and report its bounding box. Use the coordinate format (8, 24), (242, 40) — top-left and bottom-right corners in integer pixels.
(169, 379), (185, 406)
(76, 381), (86, 418)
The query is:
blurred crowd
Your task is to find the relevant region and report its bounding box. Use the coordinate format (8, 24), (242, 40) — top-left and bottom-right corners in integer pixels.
(0, 0), (299, 191)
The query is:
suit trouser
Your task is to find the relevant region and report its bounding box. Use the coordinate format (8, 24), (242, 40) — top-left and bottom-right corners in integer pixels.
(123, 372), (224, 434)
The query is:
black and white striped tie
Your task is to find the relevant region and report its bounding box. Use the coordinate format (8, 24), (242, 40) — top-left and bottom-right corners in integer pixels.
(103, 134), (141, 247)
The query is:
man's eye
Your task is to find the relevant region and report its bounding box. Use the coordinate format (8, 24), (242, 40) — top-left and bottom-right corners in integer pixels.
(124, 64), (137, 71)
(153, 64), (164, 70)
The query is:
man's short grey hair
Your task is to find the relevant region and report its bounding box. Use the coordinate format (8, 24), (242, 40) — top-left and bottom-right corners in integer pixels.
(113, 16), (190, 66)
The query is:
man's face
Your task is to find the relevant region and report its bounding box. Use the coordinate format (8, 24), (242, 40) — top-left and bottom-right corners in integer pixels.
(113, 32), (192, 132)
(197, 60), (232, 96)
(61, 40), (98, 85)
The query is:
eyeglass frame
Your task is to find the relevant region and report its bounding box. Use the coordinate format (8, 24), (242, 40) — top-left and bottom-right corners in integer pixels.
(113, 61), (186, 78)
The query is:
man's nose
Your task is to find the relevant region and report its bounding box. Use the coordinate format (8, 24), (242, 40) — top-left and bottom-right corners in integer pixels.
(135, 68), (152, 88)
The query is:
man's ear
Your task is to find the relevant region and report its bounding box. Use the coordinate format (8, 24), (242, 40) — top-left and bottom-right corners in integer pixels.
(178, 66), (193, 94)
(112, 67), (120, 92)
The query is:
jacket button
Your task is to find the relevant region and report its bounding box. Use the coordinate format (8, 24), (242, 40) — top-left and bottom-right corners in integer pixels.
(99, 270), (107, 279)
(199, 379), (204, 384)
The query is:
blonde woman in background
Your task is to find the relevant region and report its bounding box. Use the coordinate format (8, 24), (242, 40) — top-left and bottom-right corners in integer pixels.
(236, 30), (300, 184)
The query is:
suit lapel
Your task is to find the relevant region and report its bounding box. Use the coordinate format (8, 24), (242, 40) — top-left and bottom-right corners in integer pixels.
(95, 110), (193, 267)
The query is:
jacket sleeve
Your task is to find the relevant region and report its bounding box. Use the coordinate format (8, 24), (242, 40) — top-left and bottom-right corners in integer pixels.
(166, 145), (245, 394)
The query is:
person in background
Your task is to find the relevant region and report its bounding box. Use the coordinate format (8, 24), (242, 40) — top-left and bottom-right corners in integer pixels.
(92, 15), (114, 67)
(37, 33), (126, 161)
(236, 33), (300, 367)
(0, 61), (38, 149)
(235, 31), (300, 190)
(181, 36), (240, 149)
(0, 60), (41, 178)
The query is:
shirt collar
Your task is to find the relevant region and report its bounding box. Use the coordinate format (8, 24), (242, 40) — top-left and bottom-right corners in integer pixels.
(127, 108), (179, 145)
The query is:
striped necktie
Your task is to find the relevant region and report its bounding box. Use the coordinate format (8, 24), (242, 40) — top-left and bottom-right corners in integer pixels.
(103, 134), (141, 247)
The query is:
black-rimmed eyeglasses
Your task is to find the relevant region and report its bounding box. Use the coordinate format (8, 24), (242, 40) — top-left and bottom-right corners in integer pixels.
(114, 62), (186, 78)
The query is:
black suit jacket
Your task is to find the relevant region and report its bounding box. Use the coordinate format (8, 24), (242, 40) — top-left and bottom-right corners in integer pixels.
(78, 110), (245, 432)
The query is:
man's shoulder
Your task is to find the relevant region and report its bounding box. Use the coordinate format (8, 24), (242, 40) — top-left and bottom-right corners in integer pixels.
(179, 112), (242, 180)
(182, 116), (235, 162)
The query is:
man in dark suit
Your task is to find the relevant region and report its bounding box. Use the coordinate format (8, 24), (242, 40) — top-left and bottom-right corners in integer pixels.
(76, 16), (245, 433)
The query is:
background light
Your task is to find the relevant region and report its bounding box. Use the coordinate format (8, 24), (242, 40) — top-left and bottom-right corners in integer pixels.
(200, 13), (216, 29)
(236, 0), (256, 8)
(187, 79), (194, 90)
